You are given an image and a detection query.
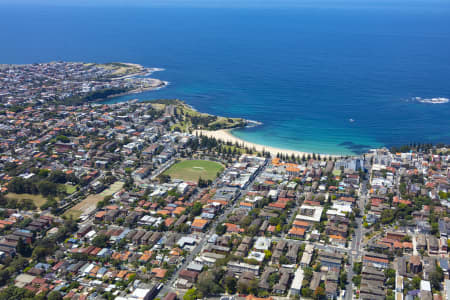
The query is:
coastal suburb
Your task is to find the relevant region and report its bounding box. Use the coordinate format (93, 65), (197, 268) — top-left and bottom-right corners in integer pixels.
(0, 61), (449, 300)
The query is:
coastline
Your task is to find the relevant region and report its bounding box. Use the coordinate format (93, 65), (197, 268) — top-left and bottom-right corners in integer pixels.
(99, 64), (346, 158)
(195, 129), (340, 158)
(93, 80), (169, 103)
(99, 64), (344, 157)
(99, 64), (169, 102)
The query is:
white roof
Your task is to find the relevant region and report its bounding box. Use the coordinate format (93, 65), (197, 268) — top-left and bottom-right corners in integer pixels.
(296, 205), (324, 223)
(247, 251), (265, 262)
(177, 236), (198, 247)
(83, 263), (95, 274)
(300, 252), (313, 265)
(305, 243), (315, 253)
(372, 163), (387, 171)
(290, 268), (304, 290)
(131, 288), (151, 299)
(195, 256), (216, 264)
(86, 230), (96, 238)
(326, 209), (346, 218)
(420, 280), (431, 292)
(244, 195), (263, 203)
(187, 261), (204, 272)
(178, 182), (189, 189)
(332, 202), (353, 213)
(254, 237), (270, 251)
(268, 189), (278, 198)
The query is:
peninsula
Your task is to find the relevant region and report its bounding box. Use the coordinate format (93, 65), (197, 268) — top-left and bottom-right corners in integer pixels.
(0, 61), (167, 106)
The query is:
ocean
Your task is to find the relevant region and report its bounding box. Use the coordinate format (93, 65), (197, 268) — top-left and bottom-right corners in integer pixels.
(1, 2), (450, 155)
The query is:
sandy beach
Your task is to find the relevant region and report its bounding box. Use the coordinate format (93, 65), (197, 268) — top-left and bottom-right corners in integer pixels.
(195, 129), (339, 158)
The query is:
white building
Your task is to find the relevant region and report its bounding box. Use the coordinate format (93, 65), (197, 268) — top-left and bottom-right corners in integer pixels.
(254, 237), (270, 252)
(296, 205), (323, 223)
(290, 268), (304, 295)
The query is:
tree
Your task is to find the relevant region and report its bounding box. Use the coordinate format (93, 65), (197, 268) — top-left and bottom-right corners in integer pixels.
(124, 176), (134, 191)
(386, 277), (395, 288)
(340, 271), (347, 289)
(0, 286), (35, 299)
(353, 262), (362, 274)
(268, 272), (280, 288)
(314, 286), (326, 300)
(411, 276), (421, 290)
(386, 289), (395, 300)
(380, 209), (395, 224)
(48, 170), (67, 184)
(7, 177), (28, 194)
(275, 224), (282, 233)
(264, 250), (272, 260)
(174, 222), (190, 233)
(0, 269), (10, 286)
(352, 275), (361, 286)
(224, 276), (237, 294)
(47, 291), (63, 300)
(17, 238), (32, 257)
(37, 180), (58, 196)
(385, 268), (395, 279)
(40, 198), (57, 211)
(237, 280), (249, 294)
(38, 169), (50, 178)
(92, 234), (109, 248)
(191, 202), (203, 216)
(31, 244), (49, 260)
(430, 267), (444, 291)
(197, 177), (208, 188)
(279, 255), (290, 265)
(247, 279), (259, 295)
(158, 174), (171, 184)
(183, 288), (198, 300)
(197, 270), (224, 296)
(240, 216), (252, 228)
(215, 223), (227, 235)
(304, 267), (313, 281)
(301, 287), (313, 298)
(431, 222), (439, 236)
(56, 135), (70, 143)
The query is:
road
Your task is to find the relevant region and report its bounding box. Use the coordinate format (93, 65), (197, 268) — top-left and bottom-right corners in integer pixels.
(345, 179), (368, 300)
(156, 159), (267, 298)
(157, 160), (365, 300)
(151, 158), (176, 180)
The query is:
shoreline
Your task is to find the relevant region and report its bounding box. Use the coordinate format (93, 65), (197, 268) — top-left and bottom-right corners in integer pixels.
(95, 80), (169, 103)
(100, 65), (169, 102)
(100, 63), (339, 158)
(195, 129), (341, 159)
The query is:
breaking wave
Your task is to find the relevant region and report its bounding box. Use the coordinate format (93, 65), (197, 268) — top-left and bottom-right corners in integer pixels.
(414, 97), (449, 104)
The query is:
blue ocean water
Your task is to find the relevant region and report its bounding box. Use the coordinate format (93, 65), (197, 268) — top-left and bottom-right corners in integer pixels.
(1, 2), (450, 155)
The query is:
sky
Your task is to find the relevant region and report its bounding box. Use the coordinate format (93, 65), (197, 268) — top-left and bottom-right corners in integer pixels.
(0, 0), (447, 8)
(2, 0), (321, 6)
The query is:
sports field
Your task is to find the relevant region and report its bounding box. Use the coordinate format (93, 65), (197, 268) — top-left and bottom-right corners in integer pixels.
(65, 184), (77, 194)
(163, 160), (224, 182)
(6, 193), (48, 208)
(64, 181), (123, 220)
